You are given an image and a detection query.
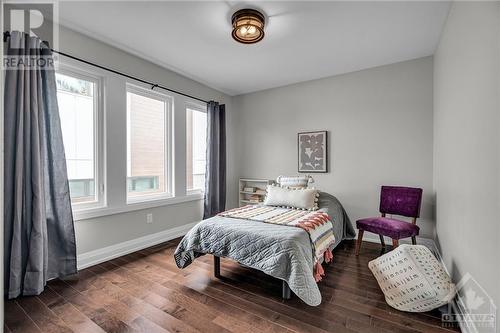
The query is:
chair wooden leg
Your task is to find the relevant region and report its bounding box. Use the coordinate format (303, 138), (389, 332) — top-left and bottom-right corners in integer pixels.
(355, 230), (364, 256)
(392, 239), (399, 249)
(379, 234), (386, 248)
(411, 236), (417, 245)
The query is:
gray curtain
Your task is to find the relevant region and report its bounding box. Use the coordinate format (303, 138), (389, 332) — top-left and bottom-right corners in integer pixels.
(203, 101), (226, 218)
(4, 31), (77, 298)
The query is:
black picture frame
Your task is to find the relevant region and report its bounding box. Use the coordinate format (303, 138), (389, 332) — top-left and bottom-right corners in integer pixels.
(297, 131), (328, 173)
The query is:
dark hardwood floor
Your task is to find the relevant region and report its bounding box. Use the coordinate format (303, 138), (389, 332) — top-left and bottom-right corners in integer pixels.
(5, 239), (460, 333)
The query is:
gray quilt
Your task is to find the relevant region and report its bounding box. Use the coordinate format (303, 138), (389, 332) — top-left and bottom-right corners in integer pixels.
(174, 192), (355, 306)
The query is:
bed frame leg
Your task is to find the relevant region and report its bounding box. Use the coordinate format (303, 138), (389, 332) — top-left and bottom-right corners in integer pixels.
(213, 255), (221, 278)
(282, 281), (292, 300)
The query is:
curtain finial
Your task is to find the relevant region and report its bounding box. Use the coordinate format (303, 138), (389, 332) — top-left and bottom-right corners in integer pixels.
(3, 31), (11, 43)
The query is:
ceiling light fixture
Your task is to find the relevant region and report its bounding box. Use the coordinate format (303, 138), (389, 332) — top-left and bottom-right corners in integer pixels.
(231, 8), (265, 44)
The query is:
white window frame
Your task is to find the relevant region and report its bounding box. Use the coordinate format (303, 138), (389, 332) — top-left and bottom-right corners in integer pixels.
(186, 101), (208, 195)
(56, 65), (105, 211)
(126, 83), (173, 204)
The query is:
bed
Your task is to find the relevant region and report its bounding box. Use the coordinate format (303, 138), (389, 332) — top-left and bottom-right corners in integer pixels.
(174, 192), (356, 306)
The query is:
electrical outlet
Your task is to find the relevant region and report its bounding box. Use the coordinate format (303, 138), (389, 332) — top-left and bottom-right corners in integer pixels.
(146, 213), (153, 224)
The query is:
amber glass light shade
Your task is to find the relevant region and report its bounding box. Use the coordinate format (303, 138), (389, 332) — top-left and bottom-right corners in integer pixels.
(231, 9), (265, 44)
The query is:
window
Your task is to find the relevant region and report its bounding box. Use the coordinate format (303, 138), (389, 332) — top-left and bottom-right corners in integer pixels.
(55, 63), (212, 221)
(186, 105), (207, 192)
(56, 71), (101, 207)
(127, 85), (172, 202)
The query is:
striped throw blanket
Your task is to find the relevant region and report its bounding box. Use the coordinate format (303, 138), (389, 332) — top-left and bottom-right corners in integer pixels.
(219, 205), (335, 282)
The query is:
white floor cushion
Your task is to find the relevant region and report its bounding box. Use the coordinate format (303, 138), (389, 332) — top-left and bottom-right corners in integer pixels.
(368, 244), (456, 312)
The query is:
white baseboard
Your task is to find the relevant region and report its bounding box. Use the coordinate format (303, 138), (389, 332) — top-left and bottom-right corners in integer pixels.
(361, 234), (436, 250)
(430, 243), (477, 333)
(77, 221), (198, 270)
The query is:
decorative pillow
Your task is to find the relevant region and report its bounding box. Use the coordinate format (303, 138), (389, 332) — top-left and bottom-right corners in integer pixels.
(276, 175), (315, 189)
(368, 244), (456, 312)
(264, 185), (319, 210)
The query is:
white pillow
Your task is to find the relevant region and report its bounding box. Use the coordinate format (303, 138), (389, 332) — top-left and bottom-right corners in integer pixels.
(276, 175), (314, 189)
(368, 244), (456, 312)
(264, 185), (319, 210)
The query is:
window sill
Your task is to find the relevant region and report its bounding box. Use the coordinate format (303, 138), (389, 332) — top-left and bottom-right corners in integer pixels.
(73, 193), (204, 221)
(127, 193), (174, 205)
(187, 189), (204, 196)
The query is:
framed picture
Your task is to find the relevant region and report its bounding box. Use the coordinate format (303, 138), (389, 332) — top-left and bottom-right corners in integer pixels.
(298, 131), (328, 173)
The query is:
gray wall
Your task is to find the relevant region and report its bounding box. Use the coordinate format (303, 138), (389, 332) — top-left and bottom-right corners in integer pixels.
(57, 27), (237, 255)
(232, 57), (435, 241)
(433, 1), (500, 326)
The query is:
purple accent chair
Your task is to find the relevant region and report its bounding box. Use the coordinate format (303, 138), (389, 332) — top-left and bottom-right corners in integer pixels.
(355, 186), (423, 255)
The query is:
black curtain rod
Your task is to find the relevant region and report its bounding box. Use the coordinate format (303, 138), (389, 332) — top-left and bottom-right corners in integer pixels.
(3, 31), (209, 104)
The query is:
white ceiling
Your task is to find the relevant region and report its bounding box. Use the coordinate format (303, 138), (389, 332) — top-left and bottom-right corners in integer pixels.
(59, 1), (450, 96)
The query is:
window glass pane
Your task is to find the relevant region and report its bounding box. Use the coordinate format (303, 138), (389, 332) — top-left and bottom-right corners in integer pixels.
(186, 108), (207, 191)
(56, 72), (96, 204)
(127, 90), (168, 199)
